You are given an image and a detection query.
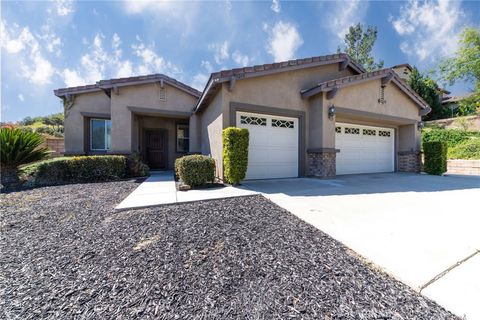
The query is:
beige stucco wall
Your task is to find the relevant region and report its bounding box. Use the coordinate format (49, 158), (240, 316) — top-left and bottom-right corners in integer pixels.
(200, 64), (356, 176)
(329, 79), (420, 120)
(64, 91), (111, 154)
(110, 83), (197, 153)
(200, 65), (424, 177)
(198, 89), (224, 178)
(330, 79), (422, 153)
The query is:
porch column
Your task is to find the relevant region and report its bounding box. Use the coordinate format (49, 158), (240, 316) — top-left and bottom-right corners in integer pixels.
(110, 106), (133, 154)
(398, 123), (421, 172)
(189, 113), (201, 153)
(307, 95), (338, 178)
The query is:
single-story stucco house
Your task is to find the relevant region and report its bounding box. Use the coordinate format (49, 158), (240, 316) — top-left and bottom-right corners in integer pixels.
(54, 53), (430, 180)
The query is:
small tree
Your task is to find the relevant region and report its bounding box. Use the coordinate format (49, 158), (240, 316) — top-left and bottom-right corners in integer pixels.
(0, 127), (50, 188)
(338, 23), (384, 71)
(223, 127), (249, 185)
(407, 67), (447, 120)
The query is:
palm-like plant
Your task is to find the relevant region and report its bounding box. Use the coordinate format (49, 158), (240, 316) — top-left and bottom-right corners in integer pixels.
(1, 127), (50, 187)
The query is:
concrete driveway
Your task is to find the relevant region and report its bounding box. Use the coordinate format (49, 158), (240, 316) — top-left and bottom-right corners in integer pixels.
(241, 173), (480, 319)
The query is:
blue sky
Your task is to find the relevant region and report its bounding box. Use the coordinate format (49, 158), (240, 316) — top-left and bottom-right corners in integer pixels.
(1, 0), (479, 122)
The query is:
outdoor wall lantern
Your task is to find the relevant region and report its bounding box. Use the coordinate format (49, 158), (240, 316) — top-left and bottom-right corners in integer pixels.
(328, 105), (336, 120)
(417, 121), (424, 131)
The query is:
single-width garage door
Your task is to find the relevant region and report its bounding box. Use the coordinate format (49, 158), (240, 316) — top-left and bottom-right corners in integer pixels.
(335, 123), (394, 175)
(237, 111), (298, 179)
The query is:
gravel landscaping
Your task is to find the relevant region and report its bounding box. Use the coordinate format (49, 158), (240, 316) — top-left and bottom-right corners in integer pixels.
(1, 180), (458, 319)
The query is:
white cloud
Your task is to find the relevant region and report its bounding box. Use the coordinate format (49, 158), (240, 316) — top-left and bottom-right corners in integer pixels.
(201, 60), (213, 73)
(232, 51), (250, 67)
(209, 41), (230, 65)
(18, 94), (24, 102)
(61, 33), (183, 87)
(38, 24), (62, 56)
(54, 0), (75, 16)
(265, 21), (303, 62)
(124, 0), (174, 14)
(191, 73), (209, 91)
(1, 21), (55, 85)
(271, 0), (281, 13)
(328, 0), (367, 41)
(132, 42), (182, 76)
(391, 0), (465, 61)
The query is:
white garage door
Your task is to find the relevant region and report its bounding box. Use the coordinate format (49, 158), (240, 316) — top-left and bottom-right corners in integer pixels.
(335, 123), (394, 175)
(237, 111), (298, 179)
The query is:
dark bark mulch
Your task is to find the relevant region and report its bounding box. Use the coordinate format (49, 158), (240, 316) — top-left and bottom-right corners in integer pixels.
(0, 180), (458, 319)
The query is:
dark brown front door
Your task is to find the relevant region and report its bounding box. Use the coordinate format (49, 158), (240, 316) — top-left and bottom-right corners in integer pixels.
(145, 130), (167, 169)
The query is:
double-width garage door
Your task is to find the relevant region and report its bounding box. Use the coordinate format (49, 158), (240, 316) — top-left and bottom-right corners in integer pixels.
(237, 112), (298, 180)
(335, 123), (395, 175)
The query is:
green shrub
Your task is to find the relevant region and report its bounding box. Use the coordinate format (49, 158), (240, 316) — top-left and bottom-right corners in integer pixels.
(448, 138), (480, 160)
(1, 127), (50, 188)
(423, 141), (448, 175)
(22, 155), (126, 186)
(422, 128), (480, 148)
(175, 155), (215, 187)
(223, 127), (249, 185)
(127, 152), (150, 177)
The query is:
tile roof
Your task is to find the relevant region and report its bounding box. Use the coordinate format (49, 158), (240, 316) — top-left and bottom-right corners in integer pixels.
(54, 73), (201, 98)
(301, 68), (431, 111)
(194, 53), (366, 112)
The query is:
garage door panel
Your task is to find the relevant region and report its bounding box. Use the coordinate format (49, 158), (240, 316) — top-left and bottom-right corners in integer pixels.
(336, 123), (394, 175)
(238, 112), (298, 180)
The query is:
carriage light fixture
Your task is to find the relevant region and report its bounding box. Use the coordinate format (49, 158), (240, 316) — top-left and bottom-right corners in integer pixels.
(417, 121), (424, 131)
(328, 105), (336, 120)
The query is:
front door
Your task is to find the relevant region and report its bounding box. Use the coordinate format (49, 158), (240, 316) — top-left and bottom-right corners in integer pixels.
(145, 130), (167, 169)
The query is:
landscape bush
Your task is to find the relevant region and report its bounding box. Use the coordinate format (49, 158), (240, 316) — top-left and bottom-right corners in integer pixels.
(175, 155), (215, 187)
(126, 152), (150, 177)
(22, 155), (126, 186)
(448, 138), (480, 160)
(0, 127), (50, 188)
(222, 127), (249, 185)
(423, 141), (448, 175)
(422, 128), (480, 148)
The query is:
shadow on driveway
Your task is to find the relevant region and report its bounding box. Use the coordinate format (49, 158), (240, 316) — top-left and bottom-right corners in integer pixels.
(240, 172), (480, 197)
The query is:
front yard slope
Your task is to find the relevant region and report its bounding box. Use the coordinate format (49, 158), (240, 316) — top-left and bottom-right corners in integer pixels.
(0, 181), (458, 319)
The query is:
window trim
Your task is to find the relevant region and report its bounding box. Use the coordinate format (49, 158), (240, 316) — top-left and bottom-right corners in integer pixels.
(90, 118), (111, 151)
(175, 123), (189, 153)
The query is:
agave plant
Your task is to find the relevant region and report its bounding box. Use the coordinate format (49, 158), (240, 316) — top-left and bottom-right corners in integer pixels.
(1, 127), (50, 188)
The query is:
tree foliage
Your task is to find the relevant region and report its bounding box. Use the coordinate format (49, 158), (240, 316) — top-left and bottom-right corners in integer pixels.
(439, 27), (480, 116)
(338, 23), (384, 71)
(439, 27), (480, 86)
(407, 67), (447, 120)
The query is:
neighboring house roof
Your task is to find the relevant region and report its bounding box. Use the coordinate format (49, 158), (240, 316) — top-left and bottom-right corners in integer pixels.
(54, 73), (202, 98)
(194, 53), (366, 112)
(391, 63), (413, 72)
(442, 93), (474, 104)
(300, 68), (431, 114)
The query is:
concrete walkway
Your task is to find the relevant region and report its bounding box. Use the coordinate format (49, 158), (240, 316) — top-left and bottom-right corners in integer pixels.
(115, 171), (257, 210)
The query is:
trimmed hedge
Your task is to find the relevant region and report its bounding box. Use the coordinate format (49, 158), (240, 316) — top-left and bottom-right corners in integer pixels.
(448, 138), (480, 160)
(22, 155), (127, 186)
(175, 155), (215, 187)
(222, 127), (249, 185)
(423, 141), (447, 175)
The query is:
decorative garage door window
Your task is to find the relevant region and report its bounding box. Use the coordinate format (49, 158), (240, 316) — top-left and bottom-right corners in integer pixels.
(272, 119), (294, 128)
(345, 127), (360, 134)
(363, 129), (376, 136)
(379, 130), (391, 137)
(240, 115), (267, 126)
(335, 127), (342, 133)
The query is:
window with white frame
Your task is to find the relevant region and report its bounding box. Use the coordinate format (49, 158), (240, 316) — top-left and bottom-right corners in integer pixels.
(90, 119), (111, 150)
(176, 124), (189, 153)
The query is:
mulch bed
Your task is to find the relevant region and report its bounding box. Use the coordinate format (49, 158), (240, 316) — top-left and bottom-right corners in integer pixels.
(0, 180), (458, 319)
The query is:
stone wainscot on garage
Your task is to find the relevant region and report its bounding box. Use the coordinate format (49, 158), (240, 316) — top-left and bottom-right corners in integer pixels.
(54, 53), (430, 179)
